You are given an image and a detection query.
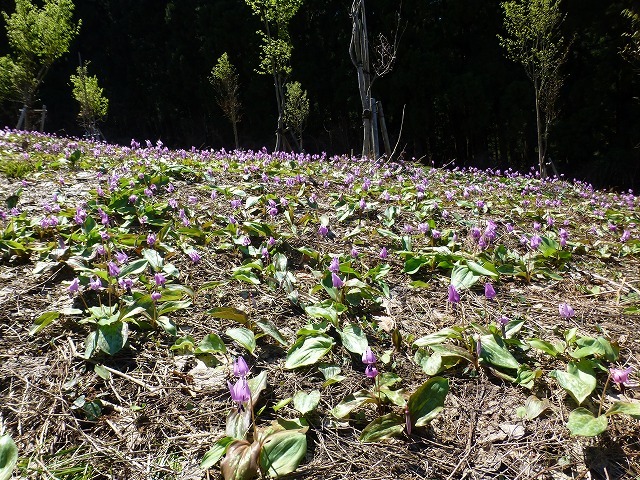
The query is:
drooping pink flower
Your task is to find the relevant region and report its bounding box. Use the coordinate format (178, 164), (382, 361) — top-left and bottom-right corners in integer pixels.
(233, 356), (249, 378)
(331, 272), (344, 289)
(484, 283), (496, 300)
(558, 303), (574, 319)
(448, 284), (460, 304)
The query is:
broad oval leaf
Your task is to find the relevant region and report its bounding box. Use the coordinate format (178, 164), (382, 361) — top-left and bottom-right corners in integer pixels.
(259, 430), (307, 478)
(221, 440), (261, 480)
(567, 408), (608, 437)
(451, 264), (479, 290)
(285, 334), (334, 369)
(293, 390), (321, 416)
(338, 323), (368, 355)
(407, 377), (449, 427)
(0, 434), (18, 480)
(359, 413), (405, 442)
(29, 311), (60, 335)
(226, 327), (256, 355)
(550, 360), (597, 405)
(195, 334), (227, 354)
(331, 389), (377, 419)
(201, 436), (234, 470)
(207, 307), (249, 325)
(605, 401), (640, 418)
(255, 319), (287, 346)
(479, 334), (521, 371)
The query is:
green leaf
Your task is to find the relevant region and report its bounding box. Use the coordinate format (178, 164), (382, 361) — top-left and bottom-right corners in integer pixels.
(567, 408), (608, 437)
(413, 327), (463, 347)
(156, 315), (177, 336)
(293, 390), (321, 415)
(96, 321), (128, 355)
(407, 377), (449, 427)
(451, 264), (479, 290)
(226, 327), (256, 355)
(0, 434), (18, 480)
(118, 258), (148, 277)
(226, 408), (252, 440)
(466, 260), (499, 279)
(248, 371), (268, 407)
(259, 430), (307, 478)
(255, 319), (287, 346)
(550, 360), (597, 405)
(304, 303), (339, 324)
(94, 364), (111, 380)
(359, 413), (405, 442)
(142, 248), (164, 270)
(331, 389), (377, 418)
(207, 307), (250, 325)
(285, 334), (334, 369)
(318, 363), (345, 386)
(272, 397), (292, 412)
(195, 334), (227, 354)
(201, 436), (234, 469)
(528, 338), (560, 357)
(479, 334), (521, 371)
(605, 401), (640, 418)
(29, 311), (60, 335)
(157, 299), (192, 316)
(570, 337), (619, 362)
(338, 323), (368, 355)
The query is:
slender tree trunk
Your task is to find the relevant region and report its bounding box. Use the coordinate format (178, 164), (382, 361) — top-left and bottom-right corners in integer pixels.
(232, 120), (239, 150)
(350, 0), (373, 158)
(534, 80), (547, 178)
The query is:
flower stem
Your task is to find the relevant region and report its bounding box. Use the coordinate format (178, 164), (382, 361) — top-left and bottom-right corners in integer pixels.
(598, 373), (612, 417)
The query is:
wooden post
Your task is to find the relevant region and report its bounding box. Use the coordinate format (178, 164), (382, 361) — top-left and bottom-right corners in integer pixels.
(16, 105), (27, 130)
(371, 96), (380, 159)
(39, 105), (47, 132)
(377, 100), (392, 157)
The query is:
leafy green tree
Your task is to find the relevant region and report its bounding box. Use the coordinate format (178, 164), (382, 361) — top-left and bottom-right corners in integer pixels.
(499, 0), (569, 178)
(70, 62), (108, 138)
(0, 0), (80, 129)
(283, 81), (309, 149)
(210, 52), (242, 149)
(245, 0), (303, 151)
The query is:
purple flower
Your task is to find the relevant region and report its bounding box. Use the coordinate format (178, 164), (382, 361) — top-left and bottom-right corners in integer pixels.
(188, 250), (201, 263)
(151, 291), (162, 302)
(379, 247), (388, 259)
(329, 256), (340, 273)
(331, 272), (344, 288)
(484, 283), (496, 300)
(147, 233), (157, 246)
(610, 366), (633, 387)
(100, 230), (110, 241)
(621, 230), (631, 242)
(68, 278), (80, 294)
(241, 236), (251, 247)
(228, 377), (251, 410)
(128, 194), (138, 204)
(118, 277), (134, 290)
(107, 261), (120, 277)
(530, 234), (542, 250)
(350, 246), (359, 258)
(362, 347), (377, 365)
(448, 284), (460, 304)
(475, 335), (482, 358)
(558, 303), (574, 318)
(89, 276), (102, 291)
(318, 225), (329, 237)
(154, 272), (166, 287)
(267, 236), (276, 247)
(233, 356), (249, 377)
(471, 226), (482, 240)
(365, 364), (379, 378)
(498, 316), (509, 337)
(115, 251), (129, 264)
(96, 244), (106, 256)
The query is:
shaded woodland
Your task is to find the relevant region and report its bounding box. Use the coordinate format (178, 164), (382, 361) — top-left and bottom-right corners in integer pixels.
(0, 0), (638, 188)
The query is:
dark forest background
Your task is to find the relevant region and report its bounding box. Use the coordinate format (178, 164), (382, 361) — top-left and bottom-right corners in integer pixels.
(0, 0), (639, 189)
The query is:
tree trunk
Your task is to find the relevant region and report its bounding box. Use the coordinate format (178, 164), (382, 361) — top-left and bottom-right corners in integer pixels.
(350, 0), (373, 158)
(232, 120), (239, 150)
(534, 80), (547, 178)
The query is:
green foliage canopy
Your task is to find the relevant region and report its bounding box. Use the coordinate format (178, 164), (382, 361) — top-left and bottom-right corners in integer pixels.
(70, 62), (108, 132)
(0, 0), (80, 108)
(210, 52), (242, 148)
(283, 80), (309, 146)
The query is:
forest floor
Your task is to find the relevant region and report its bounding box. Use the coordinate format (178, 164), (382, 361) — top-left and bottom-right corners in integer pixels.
(1, 129), (640, 480)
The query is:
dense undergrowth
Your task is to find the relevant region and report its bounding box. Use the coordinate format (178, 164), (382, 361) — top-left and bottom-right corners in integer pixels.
(0, 128), (639, 480)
